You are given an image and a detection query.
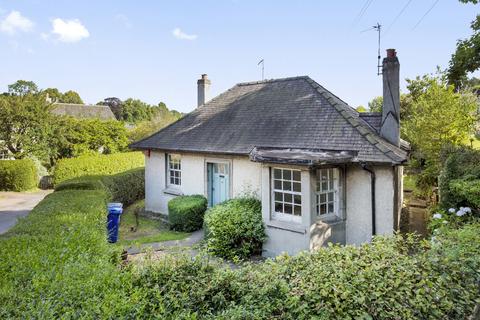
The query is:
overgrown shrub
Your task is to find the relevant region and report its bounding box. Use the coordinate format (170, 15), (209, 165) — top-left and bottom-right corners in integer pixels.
(439, 147), (480, 209)
(127, 225), (480, 319)
(168, 195), (207, 232)
(55, 167), (145, 207)
(0, 159), (37, 191)
(203, 197), (266, 260)
(53, 151), (144, 185)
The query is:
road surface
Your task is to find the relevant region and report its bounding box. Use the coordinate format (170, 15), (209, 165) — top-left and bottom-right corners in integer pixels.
(0, 190), (52, 234)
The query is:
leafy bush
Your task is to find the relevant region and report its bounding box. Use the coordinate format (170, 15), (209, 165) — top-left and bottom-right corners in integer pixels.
(0, 159), (37, 191)
(53, 151), (144, 185)
(168, 195), (207, 232)
(439, 147), (480, 209)
(127, 225), (480, 319)
(203, 197), (266, 260)
(55, 167), (144, 207)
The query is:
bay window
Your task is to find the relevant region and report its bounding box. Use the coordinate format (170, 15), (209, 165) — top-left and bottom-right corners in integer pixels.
(315, 168), (338, 217)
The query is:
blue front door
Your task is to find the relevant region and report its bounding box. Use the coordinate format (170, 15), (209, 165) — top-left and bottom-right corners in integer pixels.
(207, 162), (230, 206)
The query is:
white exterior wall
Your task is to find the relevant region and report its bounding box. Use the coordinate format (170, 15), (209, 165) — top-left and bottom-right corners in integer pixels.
(145, 151), (261, 214)
(145, 151), (400, 256)
(345, 165), (396, 245)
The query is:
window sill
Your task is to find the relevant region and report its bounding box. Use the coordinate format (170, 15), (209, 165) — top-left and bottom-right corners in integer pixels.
(163, 187), (183, 196)
(315, 215), (344, 225)
(266, 220), (306, 234)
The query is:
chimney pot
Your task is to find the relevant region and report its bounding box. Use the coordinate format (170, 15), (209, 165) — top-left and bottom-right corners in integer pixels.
(386, 48), (396, 58)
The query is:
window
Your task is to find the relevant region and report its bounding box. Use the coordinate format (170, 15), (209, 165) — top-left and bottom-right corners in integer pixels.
(168, 154), (181, 186)
(272, 168), (302, 222)
(315, 168), (338, 217)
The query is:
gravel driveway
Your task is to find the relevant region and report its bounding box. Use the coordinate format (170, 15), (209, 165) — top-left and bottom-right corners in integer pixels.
(0, 190), (52, 234)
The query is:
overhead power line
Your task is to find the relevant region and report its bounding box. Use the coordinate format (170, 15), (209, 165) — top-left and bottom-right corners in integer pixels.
(351, 0), (374, 28)
(385, 0), (413, 35)
(412, 0), (440, 30)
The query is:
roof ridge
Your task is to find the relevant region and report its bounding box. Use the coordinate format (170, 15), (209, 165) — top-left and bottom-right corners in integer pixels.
(236, 75), (310, 87)
(53, 102), (111, 108)
(304, 78), (406, 164)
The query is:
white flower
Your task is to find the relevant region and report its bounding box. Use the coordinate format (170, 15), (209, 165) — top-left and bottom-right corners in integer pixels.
(448, 208), (456, 213)
(456, 210), (465, 217)
(433, 213), (442, 219)
(442, 220), (448, 224)
(463, 207), (472, 213)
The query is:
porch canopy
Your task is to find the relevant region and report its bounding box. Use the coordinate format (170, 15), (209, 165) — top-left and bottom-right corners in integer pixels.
(249, 146), (357, 166)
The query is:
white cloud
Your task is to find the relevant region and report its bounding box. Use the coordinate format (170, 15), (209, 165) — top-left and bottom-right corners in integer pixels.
(115, 14), (132, 29)
(51, 18), (89, 43)
(0, 11), (34, 35)
(172, 27), (197, 40)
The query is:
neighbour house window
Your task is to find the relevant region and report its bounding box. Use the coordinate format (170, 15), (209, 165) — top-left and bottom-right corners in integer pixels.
(168, 154), (181, 186)
(272, 168), (302, 222)
(315, 168), (338, 217)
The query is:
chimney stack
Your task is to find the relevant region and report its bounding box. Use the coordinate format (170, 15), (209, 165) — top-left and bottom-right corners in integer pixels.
(197, 74), (211, 107)
(380, 49), (400, 147)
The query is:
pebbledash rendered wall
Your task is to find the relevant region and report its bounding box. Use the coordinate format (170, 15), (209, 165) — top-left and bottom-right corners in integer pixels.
(144, 151), (399, 257)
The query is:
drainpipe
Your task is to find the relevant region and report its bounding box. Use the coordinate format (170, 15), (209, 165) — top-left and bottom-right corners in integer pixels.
(361, 163), (376, 236)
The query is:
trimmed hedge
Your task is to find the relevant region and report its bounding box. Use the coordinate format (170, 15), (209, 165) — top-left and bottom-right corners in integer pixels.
(55, 167), (145, 207)
(0, 159), (37, 191)
(53, 151), (144, 185)
(168, 195), (208, 232)
(204, 197), (266, 260)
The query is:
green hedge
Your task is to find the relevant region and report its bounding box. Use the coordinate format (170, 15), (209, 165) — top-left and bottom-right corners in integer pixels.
(0, 159), (37, 191)
(127, 225), (480, 319)
(439, 147), (480, 209)
(55, 167), (145, 207)
(53, 151), (144, 185)
(168, 195), (207, 232)
(204, 197), (266, 260)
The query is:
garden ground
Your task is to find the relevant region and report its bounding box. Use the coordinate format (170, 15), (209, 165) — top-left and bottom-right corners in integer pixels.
(0, 190), (52, 234)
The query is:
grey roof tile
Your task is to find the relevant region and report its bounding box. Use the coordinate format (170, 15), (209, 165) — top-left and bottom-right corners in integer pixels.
(130, 76), (407, 164)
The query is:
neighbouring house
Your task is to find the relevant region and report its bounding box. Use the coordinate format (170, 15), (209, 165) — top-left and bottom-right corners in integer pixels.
(50, 103), (116, 120)
(131, 49), (409, 257)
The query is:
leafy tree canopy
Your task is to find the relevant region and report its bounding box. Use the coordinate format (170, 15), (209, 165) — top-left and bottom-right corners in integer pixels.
(356, 105), (367, 112)
(61, 90), (84, 104)
(403, 72), (478, 174)
(447, 0), (480, 88)
(7, 80), (38, 96)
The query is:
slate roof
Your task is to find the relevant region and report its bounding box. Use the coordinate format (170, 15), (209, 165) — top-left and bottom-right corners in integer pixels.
(51, 103), (116, 121)
(130, 76), (408, 164)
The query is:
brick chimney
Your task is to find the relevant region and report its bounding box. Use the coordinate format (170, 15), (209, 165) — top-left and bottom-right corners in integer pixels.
(380, 49), (400, 147)
(197, 74), (211, 107)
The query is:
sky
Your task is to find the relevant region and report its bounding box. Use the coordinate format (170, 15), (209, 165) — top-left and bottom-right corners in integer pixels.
(0, 1), (478, 112)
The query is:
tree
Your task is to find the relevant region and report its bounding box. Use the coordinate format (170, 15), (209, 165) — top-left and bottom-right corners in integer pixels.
(61, 90), (84, 104)
(7, 80), (38, 96)
(0, 94), (55, 164)
(100, 97), (123, 120)
(447, 0), (480, 88)
(356, 105), (367, 112)
(368, 96), (383, 112)
(403, 73), (478, 174)
(43, 88), (62, 102)
(129, 109), (182, 142)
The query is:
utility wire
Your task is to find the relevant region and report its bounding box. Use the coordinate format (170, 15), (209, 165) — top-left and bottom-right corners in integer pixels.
(351, 0), (374, 28)
(412, 0), (440, 30)
(385, 0), (413, 35)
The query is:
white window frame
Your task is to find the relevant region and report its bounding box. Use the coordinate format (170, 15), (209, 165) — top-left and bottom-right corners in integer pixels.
(167, 153), (182, 187)
(271, 167), (302, 223)
(315, 168), (339, 219)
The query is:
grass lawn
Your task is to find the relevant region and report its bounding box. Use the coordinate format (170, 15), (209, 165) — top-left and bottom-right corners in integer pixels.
(118, 200), (189, 245)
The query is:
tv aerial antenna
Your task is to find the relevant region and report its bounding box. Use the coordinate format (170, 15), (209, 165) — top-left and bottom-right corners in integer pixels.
(361, 22), (382, 75)
(258, 59), (265, 80)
